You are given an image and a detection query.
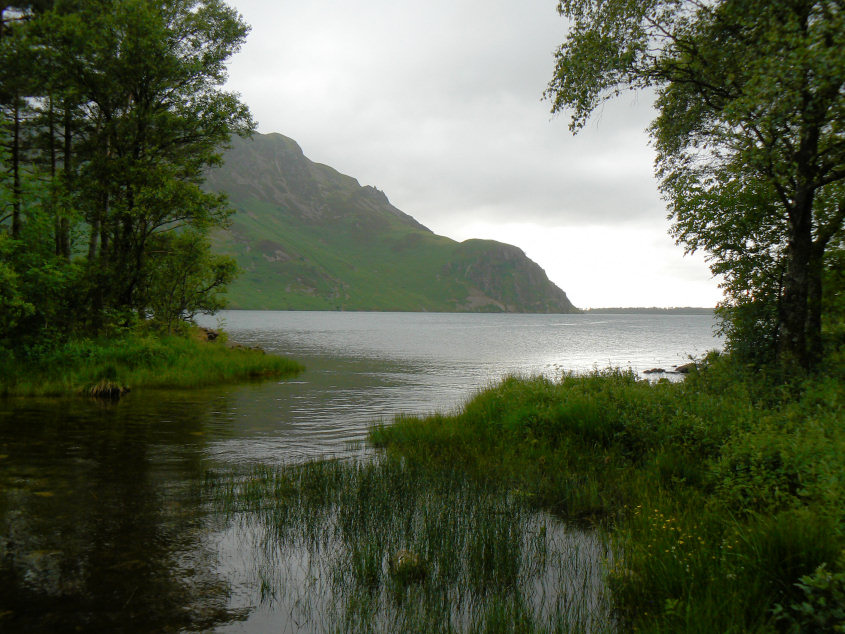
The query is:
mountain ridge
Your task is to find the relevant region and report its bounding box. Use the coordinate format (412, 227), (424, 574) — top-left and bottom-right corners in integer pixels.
(205, 132), (578, 314)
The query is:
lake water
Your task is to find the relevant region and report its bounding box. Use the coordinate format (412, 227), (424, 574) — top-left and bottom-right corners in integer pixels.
(0, 311), (720, 632)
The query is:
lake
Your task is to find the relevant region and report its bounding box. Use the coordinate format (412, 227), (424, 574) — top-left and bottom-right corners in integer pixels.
(0, 311), (720, 632)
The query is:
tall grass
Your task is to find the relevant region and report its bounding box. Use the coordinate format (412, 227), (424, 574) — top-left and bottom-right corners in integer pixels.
(207, 457), (615, 633)
(0, 330), (303, 396)
(371, 356), (845, 632)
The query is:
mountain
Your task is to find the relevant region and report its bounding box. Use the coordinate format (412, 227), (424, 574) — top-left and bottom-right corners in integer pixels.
(204, 132), (577, 313)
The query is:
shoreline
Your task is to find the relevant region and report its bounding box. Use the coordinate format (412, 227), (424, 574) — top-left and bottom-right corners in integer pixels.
(0, 328), (304, 398)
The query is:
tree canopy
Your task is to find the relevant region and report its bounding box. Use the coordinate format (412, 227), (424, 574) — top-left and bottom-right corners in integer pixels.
(0, 0), (252, 348)
(547, 0), (845, 369)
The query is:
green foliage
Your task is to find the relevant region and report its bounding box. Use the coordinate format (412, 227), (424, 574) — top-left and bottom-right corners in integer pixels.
(372, 357), (845, 632)
(713, 411), (845, 516)
(0, 0), (253, 351)
(546, 1), (845, 369)
(145, 230), (237, 333)
(775, 553), (845, 633)
(823, 244), (845, 351)
(0, 234), (33, 344)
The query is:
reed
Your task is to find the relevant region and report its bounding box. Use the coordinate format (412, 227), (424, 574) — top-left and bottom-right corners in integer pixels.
(206, 457), (615, 633)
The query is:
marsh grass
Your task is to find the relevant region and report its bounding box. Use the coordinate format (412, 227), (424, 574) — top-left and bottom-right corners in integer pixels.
(206, 457), (614, 633)
(370, 358), (845, 632)
(0, 330), (303, 396)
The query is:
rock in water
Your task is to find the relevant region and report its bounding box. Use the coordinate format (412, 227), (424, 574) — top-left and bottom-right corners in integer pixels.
(389, 549), (426, 583)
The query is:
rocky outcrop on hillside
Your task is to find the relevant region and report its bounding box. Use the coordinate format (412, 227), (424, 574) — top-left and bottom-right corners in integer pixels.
(445, 241), (576, 313)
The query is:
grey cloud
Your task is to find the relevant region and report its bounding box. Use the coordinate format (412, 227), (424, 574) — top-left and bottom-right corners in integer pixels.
(222, 0), (721, 305)
(227, 0), (661, 231)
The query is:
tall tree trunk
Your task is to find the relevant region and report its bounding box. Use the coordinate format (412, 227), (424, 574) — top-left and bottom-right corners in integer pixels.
(98, 134), (111, 259)
(49, 95), (60, 255)
(58, 101), (71, 259)
(806, 245), (824, 368)
(87, 203), (100, 260)
(780, 189), (814, 370)
(99, 213), (109, 256)
(808, 199), (845, 368)
(11, 93), (21, 239)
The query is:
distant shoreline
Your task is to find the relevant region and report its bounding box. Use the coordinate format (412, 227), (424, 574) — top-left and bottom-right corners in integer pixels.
(582, 307), (715, 315)
(214, 307), (717, 315)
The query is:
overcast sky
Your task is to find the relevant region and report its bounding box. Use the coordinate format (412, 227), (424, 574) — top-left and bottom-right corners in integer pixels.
(222, 0), (723, 308)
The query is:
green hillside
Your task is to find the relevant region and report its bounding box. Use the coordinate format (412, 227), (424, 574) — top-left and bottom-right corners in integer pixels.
(205, 133), (577, 313)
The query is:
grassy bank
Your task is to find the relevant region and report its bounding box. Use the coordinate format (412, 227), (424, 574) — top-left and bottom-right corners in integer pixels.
(0, 328), (303, 396)
(371, 357), (845, 633)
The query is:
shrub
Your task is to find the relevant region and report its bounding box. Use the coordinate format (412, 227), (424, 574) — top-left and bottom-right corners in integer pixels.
(774, 553), (845, 633)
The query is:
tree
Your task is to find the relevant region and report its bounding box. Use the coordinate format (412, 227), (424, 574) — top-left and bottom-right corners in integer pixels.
(0, 232), (33, 347)
(0, 0), (253, 343)
(0, 2), (55, 239)
(41, 0), (254, 314)
(144, 230), (237, 334)
(546, 0), (845, 369)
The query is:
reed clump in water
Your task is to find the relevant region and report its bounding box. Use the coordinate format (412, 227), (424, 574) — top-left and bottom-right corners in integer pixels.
(86, 378), (130, 399)
(207, 457), (613, 633)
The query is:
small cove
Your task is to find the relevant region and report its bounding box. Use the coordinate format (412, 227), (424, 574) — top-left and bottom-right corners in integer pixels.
(0, 311), (720, 632)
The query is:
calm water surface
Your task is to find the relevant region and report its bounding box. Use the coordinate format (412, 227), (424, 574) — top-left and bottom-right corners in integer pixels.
(0, 311), (720, 631)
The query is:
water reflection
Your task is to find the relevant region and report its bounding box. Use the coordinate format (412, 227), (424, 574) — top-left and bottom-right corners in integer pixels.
(0, 311), (720, 631)
(207, 459), (614, 633)
(0, 393), (248, 632)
